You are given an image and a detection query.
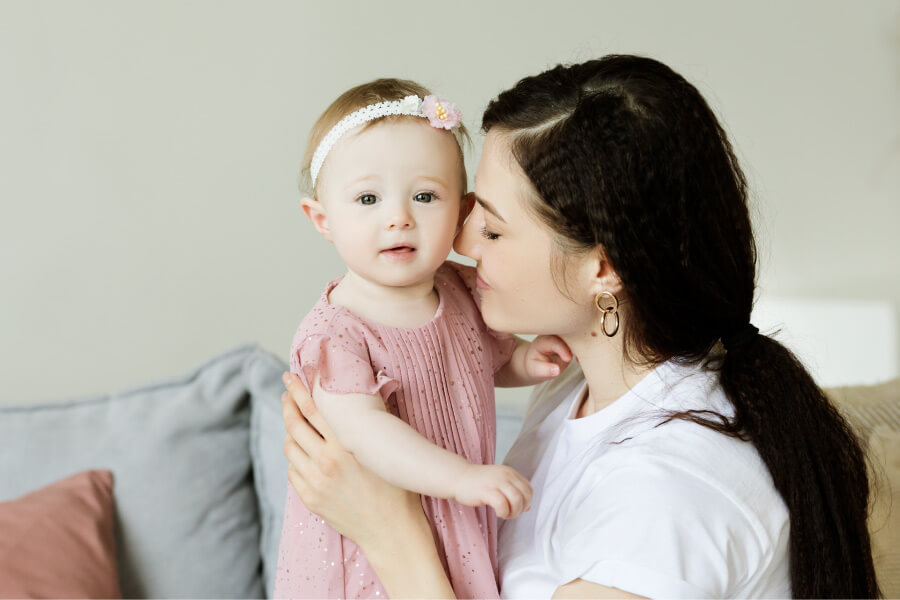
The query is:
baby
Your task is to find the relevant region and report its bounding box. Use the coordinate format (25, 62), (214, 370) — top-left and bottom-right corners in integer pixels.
(274, 78), (569, 599)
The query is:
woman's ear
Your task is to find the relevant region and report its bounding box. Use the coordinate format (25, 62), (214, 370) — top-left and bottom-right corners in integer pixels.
(300, 197), (332, 242)
(586, 247), (624, 298)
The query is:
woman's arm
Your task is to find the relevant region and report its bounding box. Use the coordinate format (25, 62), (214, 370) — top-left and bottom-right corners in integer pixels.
(281, 371), (456, 598)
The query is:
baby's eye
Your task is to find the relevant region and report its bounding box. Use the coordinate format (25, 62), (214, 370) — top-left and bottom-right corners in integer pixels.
(414, 192), (435, 203)
(357, 194), (378, 206)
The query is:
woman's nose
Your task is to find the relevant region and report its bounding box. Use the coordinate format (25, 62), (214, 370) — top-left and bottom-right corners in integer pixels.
(453, 211), (480, 260)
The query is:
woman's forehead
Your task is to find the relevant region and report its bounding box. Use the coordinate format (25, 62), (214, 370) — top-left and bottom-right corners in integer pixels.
(475, 132), (535, 216)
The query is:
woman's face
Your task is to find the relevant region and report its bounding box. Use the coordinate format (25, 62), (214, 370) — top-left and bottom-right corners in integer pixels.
(454, 130), (591, 336)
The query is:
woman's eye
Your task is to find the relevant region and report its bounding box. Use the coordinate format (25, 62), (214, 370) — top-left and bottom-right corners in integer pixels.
(480, 226), (500, 241)
(414, 192), (435, 203)
(357, 194), (378, 206)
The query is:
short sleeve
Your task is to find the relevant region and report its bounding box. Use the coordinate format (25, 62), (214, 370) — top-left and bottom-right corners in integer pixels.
(553, 458), (765, 599)
(444, 261), (517, 373)
(290, 334), (399, 402)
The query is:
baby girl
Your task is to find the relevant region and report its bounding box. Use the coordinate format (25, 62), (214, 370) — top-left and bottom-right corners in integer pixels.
(274, 78), (569, 599)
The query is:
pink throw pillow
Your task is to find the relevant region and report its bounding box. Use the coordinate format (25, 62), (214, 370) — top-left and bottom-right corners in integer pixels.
(0, 469), (122, 599)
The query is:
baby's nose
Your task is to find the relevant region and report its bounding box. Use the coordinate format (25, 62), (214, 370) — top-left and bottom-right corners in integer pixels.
(386, 208), (414, 230)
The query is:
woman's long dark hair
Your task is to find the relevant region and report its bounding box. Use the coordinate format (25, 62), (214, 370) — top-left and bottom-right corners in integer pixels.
(483, 55), (879, 598)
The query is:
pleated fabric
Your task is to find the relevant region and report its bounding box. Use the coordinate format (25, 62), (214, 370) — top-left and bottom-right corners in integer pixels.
(274, 261), (517, 599)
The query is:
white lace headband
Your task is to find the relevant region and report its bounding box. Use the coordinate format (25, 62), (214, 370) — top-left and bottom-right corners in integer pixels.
(310, 94), (463, 187)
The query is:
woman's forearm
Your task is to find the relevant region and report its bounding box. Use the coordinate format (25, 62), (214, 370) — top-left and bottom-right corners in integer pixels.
(362, 495), (457, 599)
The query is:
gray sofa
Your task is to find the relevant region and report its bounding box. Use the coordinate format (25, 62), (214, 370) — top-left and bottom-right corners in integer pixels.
(0, 344), (525, 598)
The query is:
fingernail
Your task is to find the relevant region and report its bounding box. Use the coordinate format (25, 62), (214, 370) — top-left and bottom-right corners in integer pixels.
(282, 372), (290, 385)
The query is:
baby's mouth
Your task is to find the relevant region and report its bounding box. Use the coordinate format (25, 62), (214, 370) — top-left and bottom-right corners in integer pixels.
(381, 244), (416, 254)
(380, 244), (417, 261)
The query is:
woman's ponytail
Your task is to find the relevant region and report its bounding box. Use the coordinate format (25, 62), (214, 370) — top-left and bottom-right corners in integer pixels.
(719, 331), (879, 598)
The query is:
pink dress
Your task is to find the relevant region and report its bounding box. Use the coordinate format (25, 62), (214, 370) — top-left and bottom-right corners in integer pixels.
(274, 261), (516, 599)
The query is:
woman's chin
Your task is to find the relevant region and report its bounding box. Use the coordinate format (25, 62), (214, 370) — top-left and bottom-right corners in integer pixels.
(480, 301), (516, 334)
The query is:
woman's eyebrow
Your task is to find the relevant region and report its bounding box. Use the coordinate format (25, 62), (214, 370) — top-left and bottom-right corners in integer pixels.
(474, 193), (507, 223)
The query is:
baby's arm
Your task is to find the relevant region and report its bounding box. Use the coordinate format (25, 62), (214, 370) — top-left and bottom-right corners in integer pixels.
(494, 335), (573, 387)
(311, 375), (532, 516)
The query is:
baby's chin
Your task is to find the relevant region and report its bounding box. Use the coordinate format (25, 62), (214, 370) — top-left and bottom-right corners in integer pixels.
(363, 263), (443, 290)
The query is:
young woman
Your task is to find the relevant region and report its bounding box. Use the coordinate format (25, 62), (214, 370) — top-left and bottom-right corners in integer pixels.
(280, 55), (880, 599)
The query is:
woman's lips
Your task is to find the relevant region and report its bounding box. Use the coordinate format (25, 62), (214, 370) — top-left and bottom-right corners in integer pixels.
(476, 273), (491, 290)
(380, 246), (416, 262)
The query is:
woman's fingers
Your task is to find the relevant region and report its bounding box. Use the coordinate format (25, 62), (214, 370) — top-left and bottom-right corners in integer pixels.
(283, 372), (339, 444)
(287, 464), (321, 509)
(282, 430), (314, 478)
(282, 390), (327, 458)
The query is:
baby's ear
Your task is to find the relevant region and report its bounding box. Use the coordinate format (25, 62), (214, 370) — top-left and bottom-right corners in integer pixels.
(300, 197), (332, 241)
(457, 192), (476, 232)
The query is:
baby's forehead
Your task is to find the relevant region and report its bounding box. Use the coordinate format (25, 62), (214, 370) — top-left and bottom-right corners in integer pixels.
(324, 118), (464, 182)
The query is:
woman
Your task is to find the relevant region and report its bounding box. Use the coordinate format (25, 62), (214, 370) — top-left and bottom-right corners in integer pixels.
(280, 55), (880, 598)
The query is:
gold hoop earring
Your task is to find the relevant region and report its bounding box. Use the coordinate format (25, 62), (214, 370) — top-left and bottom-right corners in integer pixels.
(594, 291), (619, 337)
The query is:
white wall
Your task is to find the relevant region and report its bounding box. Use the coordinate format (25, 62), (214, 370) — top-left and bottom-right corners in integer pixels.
(2, 0), (898, 406)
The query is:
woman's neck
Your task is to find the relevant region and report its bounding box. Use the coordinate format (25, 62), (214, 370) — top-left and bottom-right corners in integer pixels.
(328, 270), (440, 328)
(561, 328), (656, 418)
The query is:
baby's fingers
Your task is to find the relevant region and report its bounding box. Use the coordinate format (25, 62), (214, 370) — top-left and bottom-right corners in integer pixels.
(485, 489), (512, 519)
(500, 484), (530, 519)
(508, 473), (534, 511)
(534, 335), (573, 362)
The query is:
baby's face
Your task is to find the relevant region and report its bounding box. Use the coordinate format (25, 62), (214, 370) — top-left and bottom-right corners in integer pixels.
(315, 118), (464, 288)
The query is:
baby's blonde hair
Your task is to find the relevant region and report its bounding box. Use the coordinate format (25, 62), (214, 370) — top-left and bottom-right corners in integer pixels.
(300, 78), (470, 196)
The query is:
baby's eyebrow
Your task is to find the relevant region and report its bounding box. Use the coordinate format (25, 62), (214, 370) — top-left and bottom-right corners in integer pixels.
(343, 174), (379, 189)
(418, 175), (449, 188)
(473, 193), (507, 223)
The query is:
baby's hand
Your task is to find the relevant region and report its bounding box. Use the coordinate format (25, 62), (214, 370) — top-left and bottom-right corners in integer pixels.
(524, 335), (572, 381)
(454, 464), (533, 519)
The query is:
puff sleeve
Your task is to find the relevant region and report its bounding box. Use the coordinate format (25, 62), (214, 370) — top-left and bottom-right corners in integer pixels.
(290, 333), (400, 402)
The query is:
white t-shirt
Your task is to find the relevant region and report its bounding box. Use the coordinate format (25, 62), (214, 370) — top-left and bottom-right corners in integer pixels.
(498, 359), (791, 599)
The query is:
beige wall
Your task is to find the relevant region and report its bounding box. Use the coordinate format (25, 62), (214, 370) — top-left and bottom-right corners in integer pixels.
(2, 0), (898, 406)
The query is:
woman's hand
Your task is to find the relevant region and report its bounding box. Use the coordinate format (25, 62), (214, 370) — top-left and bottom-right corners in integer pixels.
(280, 372), (420, 548)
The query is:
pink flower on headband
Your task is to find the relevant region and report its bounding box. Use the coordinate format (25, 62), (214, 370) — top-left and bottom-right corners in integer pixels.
(420, 95), (462, 129)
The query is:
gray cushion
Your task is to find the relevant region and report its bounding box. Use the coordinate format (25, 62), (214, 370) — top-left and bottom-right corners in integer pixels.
(245, 348), (290, 599)
(0, 344), (264, 599)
